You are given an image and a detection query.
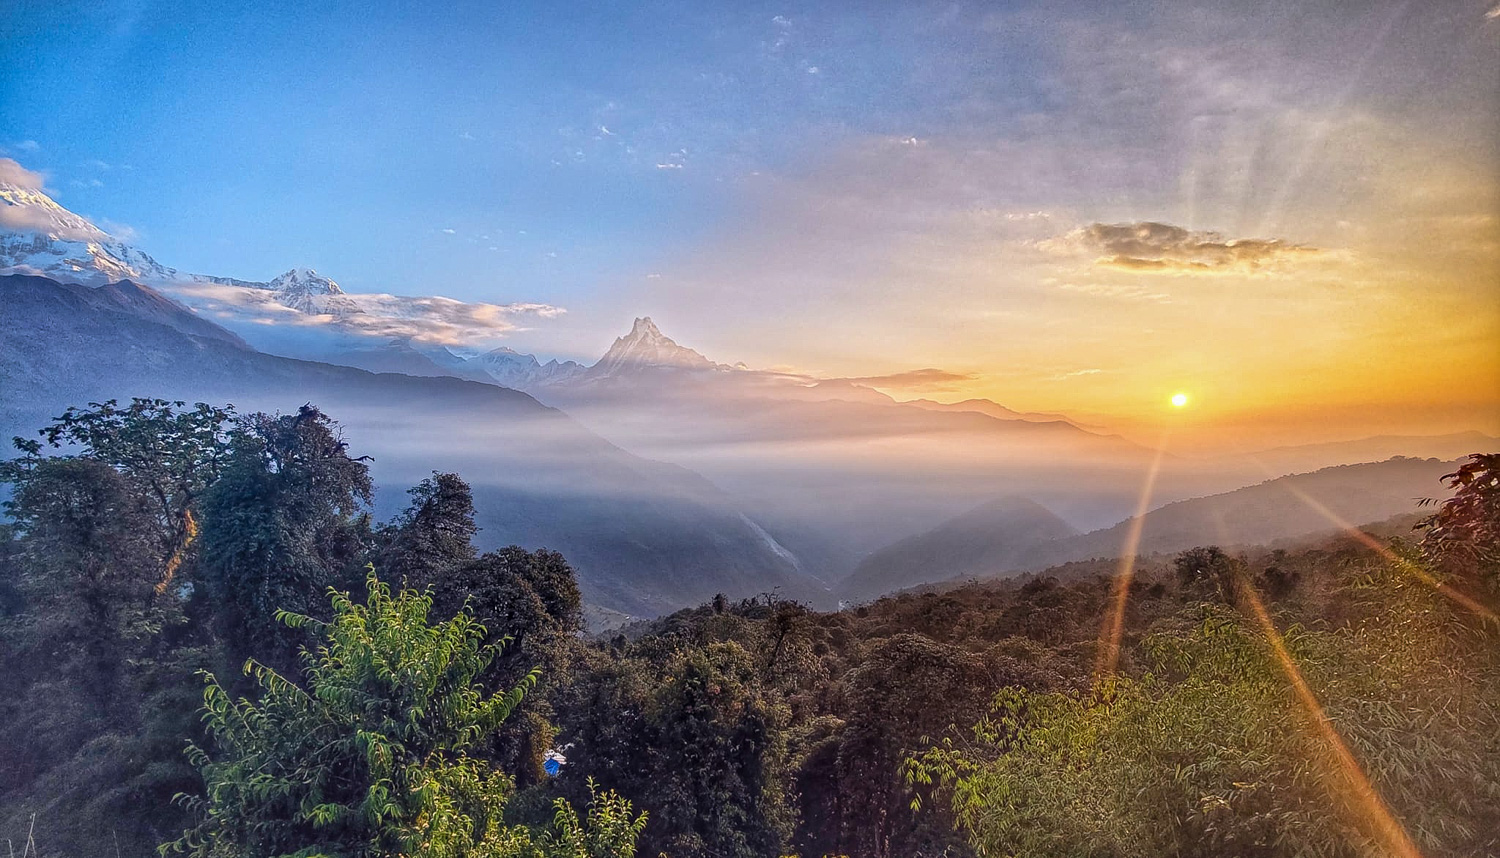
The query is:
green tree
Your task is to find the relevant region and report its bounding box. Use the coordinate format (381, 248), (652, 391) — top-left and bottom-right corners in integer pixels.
(1173, 545), (1241, 601)
(196, 406), (372, 669)
(1418, 452), (1500, 602)
(910, 555), (1500, 858)
(0, 403), (230, 858)
(380, 472), (477, 586)
(165, 569), (643, 858)
(429, 547), (584, 788)
(832, 633), (989, 858)
(560, 640), (792, 858)
(3, 398), (234, 593)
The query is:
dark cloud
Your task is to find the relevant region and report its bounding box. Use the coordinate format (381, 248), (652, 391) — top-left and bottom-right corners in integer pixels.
(1050, 221), (1319, 274)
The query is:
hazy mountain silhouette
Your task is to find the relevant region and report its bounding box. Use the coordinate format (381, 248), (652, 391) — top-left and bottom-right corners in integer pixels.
(0, 273), (825, 617)
(838, 496), (1080, 601)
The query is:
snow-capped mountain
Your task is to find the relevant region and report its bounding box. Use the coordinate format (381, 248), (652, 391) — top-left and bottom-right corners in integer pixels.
(3, 162), (747, 393)
(447, 317), (731, 391)
(586, 316), (726, 378)
(261, 267), (360, 315)
(0, 173), (345, 312)
(1, 178), (179, 285)
(469, 346), (587, 388)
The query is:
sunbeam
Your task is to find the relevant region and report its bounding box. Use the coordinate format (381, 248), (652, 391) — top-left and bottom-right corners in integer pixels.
(1238, 581), (1426, 858)
(1095, 432), (1171, 677)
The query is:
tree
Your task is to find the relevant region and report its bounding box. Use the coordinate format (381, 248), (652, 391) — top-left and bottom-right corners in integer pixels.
(195, 406), (372, 669)
(559, 640), (792, 858)
(3, 398), (234, 593)
(1418, 452), (1500, 602)
(0, 404), (230, 858)
(428, 547), (584, 787)
(910, 557), (1500, 858)
(380, 473), (477, 586)
(1173, 545), (1242, 601)
(833, 633), (989, 858)
(165, 569), (643, 858)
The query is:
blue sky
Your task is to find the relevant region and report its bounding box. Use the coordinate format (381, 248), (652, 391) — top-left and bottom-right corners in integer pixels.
(3, 1), (1497, 441)
(2, 1), (1050, 299)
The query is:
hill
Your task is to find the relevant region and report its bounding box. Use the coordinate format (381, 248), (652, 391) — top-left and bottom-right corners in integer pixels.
(837, 496), (1079, 601)
(0, 273), (825, 616)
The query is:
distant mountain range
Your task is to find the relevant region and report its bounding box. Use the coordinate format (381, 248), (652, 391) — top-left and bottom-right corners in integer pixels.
(842, 456), (1463, 599)
(0, 273), (825, 617)
(4, 168), (1494, 614)
(839, 497), (1080, 602)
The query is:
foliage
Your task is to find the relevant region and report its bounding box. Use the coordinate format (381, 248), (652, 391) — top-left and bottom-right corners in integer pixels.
(430, 547), (584, 788)
(1172, 545), (1242, 601)
(1418, 452), (1500, 601)
(165, 569), (642, 858)
(196, 405), (373, 669)
(2, 398), (234, 591)
(909, 552), (1500, 858)
(1, 401), (1492, 858)
(379, 472), (477, 586)
(0, 403), (232, 858)
(558, 638), (793, 858)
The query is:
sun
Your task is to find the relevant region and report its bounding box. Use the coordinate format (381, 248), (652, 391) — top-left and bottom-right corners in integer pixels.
(1170, 392), (1189, 408)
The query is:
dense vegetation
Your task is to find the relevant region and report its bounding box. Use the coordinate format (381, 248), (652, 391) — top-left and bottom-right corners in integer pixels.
(0, 400), (1495, 858)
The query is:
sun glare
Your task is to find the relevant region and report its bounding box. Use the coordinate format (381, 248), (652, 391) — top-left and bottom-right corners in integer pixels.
(1170, 392), (1189, 408)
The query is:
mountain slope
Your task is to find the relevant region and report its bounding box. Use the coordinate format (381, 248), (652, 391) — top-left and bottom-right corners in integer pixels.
(840, 457), (1463, 600)
(583, 316), (723, 379)
(0, 273), (823, 617)
(838, 496), (1080, 601)
(1026, 457), (1460, 568)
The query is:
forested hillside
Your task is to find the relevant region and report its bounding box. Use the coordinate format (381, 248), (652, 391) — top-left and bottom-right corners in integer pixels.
(1, 401), (1495, 858)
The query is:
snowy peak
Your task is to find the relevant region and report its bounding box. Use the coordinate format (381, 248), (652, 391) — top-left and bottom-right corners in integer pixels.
(259, 267), (359, 315)
(269, 267), (344, 296)
(590, 315), (720, 377)
(1, 174), (178, 286)
(1, 179), (110, 243)
(631, 316), (664, 339)
(468, 345), (587, 389)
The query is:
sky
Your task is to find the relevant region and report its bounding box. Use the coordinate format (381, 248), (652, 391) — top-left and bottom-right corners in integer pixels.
(3, 0), (1498, 447)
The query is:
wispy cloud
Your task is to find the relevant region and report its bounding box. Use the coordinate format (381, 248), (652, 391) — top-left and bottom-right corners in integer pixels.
(1054, 281), (1170, 302)
(1043, 221), (1320, 275)
(824, 368), (978, 390)
(1055, 368), (1105, 380)
(166, 279), (566, 346)
(0, 157), (46, 189)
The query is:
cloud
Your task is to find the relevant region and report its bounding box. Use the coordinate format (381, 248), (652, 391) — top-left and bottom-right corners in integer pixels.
(1054, 281), (1170, 302)
(1043, 221), (1320, 274)
(1056, 368), (1105, 380)
(824, 368), (978, 390)
(0, 157), (46, 189)
(166, 279), (566, 347)
(12, 140), (40, 153)
(95, 218), (140, 242)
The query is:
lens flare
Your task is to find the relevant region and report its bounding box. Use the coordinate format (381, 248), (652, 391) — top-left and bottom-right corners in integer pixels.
(1095, 433), (1169, 677)
(1239, 581), (1425, 858)
(1277, 480), (1499, 623)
